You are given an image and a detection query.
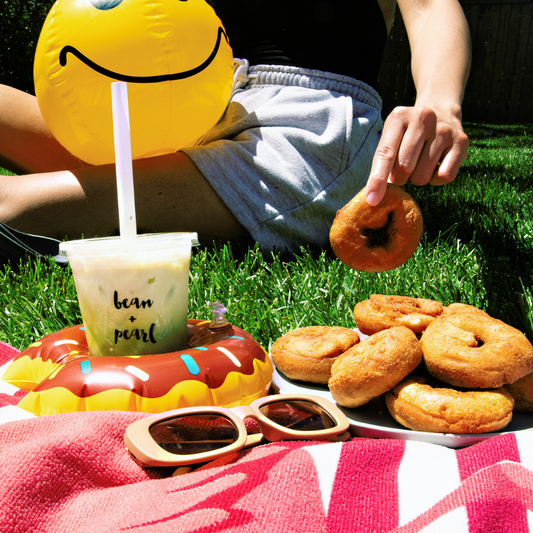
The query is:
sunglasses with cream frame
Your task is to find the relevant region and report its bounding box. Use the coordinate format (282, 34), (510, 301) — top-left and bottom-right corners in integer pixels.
(125, 394), (351, 468)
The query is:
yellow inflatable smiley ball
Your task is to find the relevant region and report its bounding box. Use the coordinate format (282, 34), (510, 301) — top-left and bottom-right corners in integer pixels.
(34, 0), (234, 166)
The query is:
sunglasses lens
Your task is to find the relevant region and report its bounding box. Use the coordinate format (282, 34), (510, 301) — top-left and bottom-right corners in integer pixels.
(259, 400), (337, 431)
(149, 414), (238, 455)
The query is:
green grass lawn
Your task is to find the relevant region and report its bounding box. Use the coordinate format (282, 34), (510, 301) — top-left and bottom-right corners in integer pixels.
(1, 122), (532, 351)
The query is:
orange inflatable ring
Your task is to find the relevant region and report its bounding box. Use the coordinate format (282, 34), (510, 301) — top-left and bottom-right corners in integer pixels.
(2, 319), (273, 416)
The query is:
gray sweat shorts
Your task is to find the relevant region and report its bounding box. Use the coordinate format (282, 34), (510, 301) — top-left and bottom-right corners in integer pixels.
(182, 64), (383, 255)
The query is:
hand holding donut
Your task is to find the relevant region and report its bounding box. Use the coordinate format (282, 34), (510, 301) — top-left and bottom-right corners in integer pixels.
(365, 105), (469, 206)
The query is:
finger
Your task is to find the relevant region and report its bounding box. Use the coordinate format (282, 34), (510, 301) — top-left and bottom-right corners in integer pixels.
(365, 110), (408, 205)
(389, 108), (436, 185)
(365, 172), (390, 206)
(407, 127), (450, 186)
(429, 130), (469, 185)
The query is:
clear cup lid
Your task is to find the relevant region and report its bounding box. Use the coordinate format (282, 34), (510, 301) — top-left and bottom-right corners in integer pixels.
(58, 232), (199, 259)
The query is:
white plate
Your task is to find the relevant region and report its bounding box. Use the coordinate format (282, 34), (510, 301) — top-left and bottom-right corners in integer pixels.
(270, 354), (533, 449)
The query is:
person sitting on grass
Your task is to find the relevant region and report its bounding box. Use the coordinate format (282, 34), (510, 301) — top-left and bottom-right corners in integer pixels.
(0, 0), (471, 256)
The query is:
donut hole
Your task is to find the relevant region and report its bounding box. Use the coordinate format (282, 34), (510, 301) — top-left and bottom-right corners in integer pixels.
(469, 332), (485, 348)
(361, 211), (396, 250)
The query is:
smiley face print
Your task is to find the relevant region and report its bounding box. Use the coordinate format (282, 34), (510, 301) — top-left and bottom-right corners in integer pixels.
(34, 0), (234, 165)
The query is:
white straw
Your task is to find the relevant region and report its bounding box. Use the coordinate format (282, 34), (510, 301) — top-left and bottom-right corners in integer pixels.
(111, 82), (137, 239)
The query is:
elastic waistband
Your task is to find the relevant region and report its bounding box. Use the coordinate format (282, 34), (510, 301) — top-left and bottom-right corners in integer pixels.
(245, 64), (382, 111)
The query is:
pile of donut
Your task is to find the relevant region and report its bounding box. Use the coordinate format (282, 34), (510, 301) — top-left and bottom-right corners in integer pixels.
(271, 295), (533, 434)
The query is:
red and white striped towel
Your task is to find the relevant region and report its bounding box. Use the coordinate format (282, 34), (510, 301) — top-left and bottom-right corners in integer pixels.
(1, 340), (533, 532)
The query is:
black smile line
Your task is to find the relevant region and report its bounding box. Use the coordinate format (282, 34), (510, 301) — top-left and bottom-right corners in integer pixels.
(59, 26), (228, 83)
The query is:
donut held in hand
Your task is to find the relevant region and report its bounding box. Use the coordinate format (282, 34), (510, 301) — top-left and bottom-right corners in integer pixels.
(271, 326), (360, 384)
(354, 294), (443, 335)
(386, 375), (514, 434)
(328, 326), (423, 408)
(421, 313), (533, 389)
(329, 184), (423, 272)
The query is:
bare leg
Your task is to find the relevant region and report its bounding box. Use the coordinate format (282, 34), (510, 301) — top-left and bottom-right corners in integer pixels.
(0, 84), (89, 174)
(0, 151), (248, 245)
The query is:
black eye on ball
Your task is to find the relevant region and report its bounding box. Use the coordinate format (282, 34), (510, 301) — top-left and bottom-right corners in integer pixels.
(90, 0), (123, 10)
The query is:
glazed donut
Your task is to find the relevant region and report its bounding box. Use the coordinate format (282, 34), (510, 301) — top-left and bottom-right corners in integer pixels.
(271, 326), (360, 384)
(504, 372), (533, 412)
(353, 294), (443, 335)
(328, 326), (423, 408)
(386, 375), (514, 434)
(420, 314), (533, 389)
(329, 184), (423, 272)
(3, 319), (273, 416)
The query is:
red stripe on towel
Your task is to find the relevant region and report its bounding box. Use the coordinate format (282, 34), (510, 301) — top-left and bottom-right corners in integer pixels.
(0, 390), (27, 407)
(0, 342), (19, 365)
(326, 438), (406, 532)
(456, 432), (528, 533)
(0, 343), (26, 408)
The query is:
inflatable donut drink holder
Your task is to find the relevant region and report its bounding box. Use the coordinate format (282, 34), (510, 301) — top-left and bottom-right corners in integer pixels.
(3, 302), (273, 416)
(1, 78), (272, 416)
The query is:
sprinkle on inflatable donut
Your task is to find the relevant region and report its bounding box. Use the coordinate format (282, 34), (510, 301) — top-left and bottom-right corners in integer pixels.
(386, 375), (515, 434)
(353, 294), (443, 335)
(329, 184), (423, 272)
(2, 319), (273, 416)
(420, 313), (533, 389)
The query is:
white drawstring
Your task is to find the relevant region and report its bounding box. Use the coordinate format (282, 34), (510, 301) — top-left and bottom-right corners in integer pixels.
(230, 58), (256, 98)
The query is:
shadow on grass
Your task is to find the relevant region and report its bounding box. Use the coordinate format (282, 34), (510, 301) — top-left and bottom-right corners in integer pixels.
(464, 123), (533, 147)
(406, 179), (533, 338)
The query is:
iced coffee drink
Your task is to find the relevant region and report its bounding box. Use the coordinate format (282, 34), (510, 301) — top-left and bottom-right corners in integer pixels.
(60, 233), (197, 357)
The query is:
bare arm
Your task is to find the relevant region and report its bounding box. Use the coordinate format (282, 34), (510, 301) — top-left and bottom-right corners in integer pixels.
(365, 0), (471, 205)
(0, 152), (247, 244)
